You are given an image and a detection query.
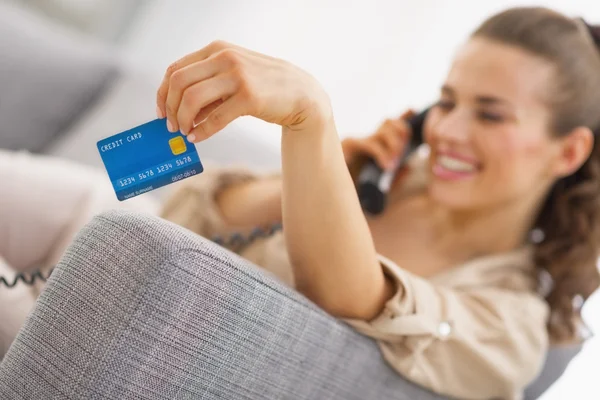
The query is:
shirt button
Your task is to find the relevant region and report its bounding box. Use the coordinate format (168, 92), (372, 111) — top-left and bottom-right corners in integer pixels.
(438, 321), (452, 338)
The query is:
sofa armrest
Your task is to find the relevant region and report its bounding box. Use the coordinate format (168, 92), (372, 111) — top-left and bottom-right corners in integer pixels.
(0, 209), (445, 400)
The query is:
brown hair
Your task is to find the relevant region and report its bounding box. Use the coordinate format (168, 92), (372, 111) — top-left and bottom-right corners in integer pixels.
(472, 8), (600, 342)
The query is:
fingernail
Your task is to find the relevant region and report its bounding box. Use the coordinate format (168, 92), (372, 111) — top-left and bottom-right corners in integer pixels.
(187, 134), (196, 143)
(156, 106), (164, 119)
(167, 120), (175, 132)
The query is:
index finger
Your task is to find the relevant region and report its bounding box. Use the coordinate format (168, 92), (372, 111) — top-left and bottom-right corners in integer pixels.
(156, 41), (274, 118)
(156, 40), (232, 118)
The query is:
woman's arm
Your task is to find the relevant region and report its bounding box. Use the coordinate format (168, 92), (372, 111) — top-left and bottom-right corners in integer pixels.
(215, 175), (282, 228)
(159, 167), (279, 240)
(281, 120), (395, 319)
(156, 41), (394, 320)
(213, 116), (412, 232)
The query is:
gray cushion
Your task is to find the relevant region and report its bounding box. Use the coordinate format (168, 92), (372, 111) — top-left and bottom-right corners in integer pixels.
(524, 343), (582, 399)
(0, 209), (581, 399)
(0, 2), (118, 153)
(0, 210), (447, 399)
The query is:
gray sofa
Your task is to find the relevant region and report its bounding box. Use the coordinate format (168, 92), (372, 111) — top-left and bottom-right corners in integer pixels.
(0, 0), (281, 181)
(0, 210), (580, 399)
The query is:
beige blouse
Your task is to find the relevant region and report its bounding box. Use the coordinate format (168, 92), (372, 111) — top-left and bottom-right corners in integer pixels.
(160, 164), (550, 400)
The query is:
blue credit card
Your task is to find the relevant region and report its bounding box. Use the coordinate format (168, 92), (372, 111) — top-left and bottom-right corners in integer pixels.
(97, 118), (204, 201)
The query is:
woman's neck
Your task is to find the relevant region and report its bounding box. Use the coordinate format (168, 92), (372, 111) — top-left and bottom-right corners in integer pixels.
(384, 155), (551, 262)
(424, 188), (545, 259)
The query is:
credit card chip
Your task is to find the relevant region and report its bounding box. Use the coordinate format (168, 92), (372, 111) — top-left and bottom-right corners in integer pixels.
(169, 136), (187, 155)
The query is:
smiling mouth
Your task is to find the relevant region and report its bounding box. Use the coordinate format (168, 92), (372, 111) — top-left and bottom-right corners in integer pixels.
(433, 155), (480, 180)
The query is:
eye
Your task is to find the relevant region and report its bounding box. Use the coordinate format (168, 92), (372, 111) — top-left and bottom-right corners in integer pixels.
(477, 112), (504, 122)
(435, 99), (454, 111)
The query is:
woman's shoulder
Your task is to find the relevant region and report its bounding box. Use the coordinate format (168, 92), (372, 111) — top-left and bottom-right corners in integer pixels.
(431, 245), (542, 294)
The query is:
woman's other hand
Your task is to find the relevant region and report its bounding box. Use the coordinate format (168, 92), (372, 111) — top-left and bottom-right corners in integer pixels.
(342, 110), (415, 179)
(156, 40), (332, 142)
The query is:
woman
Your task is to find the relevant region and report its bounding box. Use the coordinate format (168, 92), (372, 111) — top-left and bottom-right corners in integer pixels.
(157, 6), (600, 399)
(1, 6), (599, 400)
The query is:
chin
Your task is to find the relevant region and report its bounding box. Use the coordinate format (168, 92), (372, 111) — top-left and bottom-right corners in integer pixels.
(427, 170), (481, 211)
(425, 153), (483, 209)
(426, 181), (477, 210)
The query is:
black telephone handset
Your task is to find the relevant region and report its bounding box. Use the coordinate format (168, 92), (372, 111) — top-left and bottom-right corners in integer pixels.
(357, 107), (430, 215)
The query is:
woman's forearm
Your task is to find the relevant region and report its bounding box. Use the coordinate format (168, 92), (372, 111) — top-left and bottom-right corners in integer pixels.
(153, 41), (393, 320)
(215, 176), (282, 229)
(281, 119), (394, 320)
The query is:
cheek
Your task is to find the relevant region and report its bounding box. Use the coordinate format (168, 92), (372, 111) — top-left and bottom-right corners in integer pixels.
(479, 129), (552, 179)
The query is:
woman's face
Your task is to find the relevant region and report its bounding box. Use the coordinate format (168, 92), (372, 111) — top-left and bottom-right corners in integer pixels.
(424, 37), (568, 211)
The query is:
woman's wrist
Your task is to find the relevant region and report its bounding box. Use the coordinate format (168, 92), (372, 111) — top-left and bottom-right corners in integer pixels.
(282, 85), (334, 136)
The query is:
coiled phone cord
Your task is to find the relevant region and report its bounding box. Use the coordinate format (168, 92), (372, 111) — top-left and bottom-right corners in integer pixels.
(0, 269), (52, 288)
(0, 222), (283, 289)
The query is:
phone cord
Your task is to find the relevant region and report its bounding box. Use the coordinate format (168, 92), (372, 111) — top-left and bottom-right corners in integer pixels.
(0, 222), (283, 288)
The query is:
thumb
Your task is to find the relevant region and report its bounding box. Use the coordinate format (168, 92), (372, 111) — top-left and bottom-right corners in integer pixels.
(398, 109), (417, 121)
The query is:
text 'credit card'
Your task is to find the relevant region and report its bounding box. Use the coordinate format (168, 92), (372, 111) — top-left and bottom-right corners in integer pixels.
(97, 119), (204, 201)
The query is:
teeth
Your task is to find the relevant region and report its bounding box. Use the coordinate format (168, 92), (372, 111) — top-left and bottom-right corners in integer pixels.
(437, 156), (476, 172)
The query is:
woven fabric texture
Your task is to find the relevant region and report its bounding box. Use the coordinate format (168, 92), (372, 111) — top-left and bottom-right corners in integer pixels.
(0, 209), (445, 400)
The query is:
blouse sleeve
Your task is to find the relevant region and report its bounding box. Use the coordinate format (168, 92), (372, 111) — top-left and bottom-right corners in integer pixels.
(342, 255), (550, 400)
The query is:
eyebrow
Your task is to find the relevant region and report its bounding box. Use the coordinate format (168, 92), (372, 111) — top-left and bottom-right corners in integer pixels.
(441, 85), (512, 106)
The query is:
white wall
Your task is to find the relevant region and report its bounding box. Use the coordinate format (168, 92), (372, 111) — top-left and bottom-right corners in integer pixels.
(119, 2), (600, 398)
(15, 0), (144, 40)
(120, 0), (600, 148)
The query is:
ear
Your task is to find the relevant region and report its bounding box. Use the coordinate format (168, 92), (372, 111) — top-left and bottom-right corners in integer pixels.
(553, 126), (595, 178)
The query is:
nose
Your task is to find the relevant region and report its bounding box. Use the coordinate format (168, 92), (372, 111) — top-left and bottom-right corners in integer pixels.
(429, 107), (471, 144)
